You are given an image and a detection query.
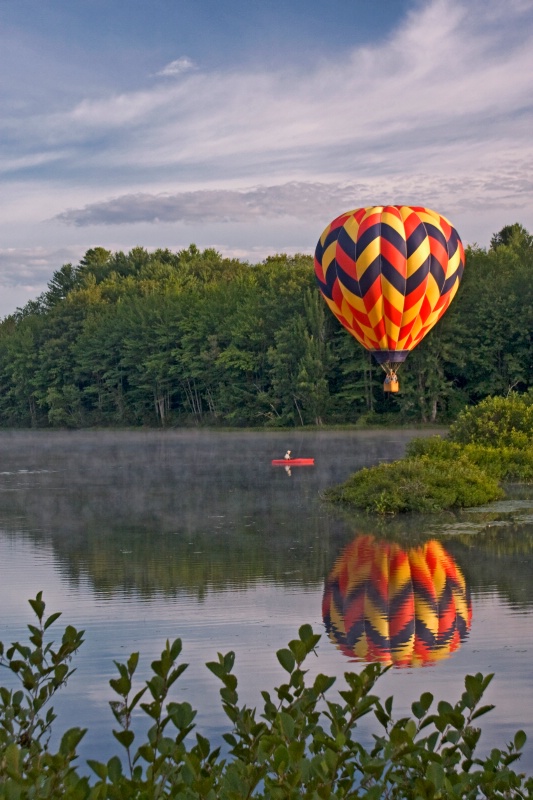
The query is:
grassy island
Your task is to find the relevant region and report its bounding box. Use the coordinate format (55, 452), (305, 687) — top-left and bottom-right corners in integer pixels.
(324, 393), (533, 514)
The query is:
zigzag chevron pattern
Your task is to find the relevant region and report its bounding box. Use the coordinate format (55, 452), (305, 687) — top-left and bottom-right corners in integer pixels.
(322, 535), (472, 667)
(314, 206), (465, 364)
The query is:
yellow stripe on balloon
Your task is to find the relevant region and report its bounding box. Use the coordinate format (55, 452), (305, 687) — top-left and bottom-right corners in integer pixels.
(342, 314), (377, 346)
(367, 295), (385, 330)
(342, 292), (366, 316)
(410, 288), (457, 346)
(406, 236), (431, 276)
(445, 247), (462, 279)
(342, 214), (362, 247)
(416, 209), (443, 230)
(381, 207), (405, 237)
(381, 279), (405, 313)
(399, 303), (423, 327)
(322, 241), (337, 277)
(396, 334), (410, 350)
(339, 285), (361, 311)
(380, 278), (405, 343)
(356, 238), (382, 279)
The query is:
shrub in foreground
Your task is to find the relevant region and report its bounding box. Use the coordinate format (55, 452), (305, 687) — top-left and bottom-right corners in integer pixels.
(323, 457), (504, 514)
(2, 595), (532, 799)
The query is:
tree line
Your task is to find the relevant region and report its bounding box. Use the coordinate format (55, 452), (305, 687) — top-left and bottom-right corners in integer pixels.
(0, 224), (531, 428)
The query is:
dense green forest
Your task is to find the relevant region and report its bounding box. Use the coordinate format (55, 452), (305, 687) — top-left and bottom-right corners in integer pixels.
(0, 223), (531, 428)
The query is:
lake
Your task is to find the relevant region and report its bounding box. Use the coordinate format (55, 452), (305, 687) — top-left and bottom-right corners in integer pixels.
(1, 429), (533, 775)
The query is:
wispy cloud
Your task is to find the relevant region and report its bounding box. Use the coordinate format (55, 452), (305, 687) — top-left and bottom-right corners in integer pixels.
(155, 57), (196, 78)
(55, 183), (362, 226)
(54, 157), (533, 228)
(4, 0), (533, 188)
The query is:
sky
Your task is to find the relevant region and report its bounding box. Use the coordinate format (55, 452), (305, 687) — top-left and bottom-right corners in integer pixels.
(1, 0), (533, 318)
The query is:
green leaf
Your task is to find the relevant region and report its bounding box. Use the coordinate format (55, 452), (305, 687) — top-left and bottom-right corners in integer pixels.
(54, 663), (69, 685)
(196, 733), (210, 758)
(206, 661), (225, 679)
(44, 611), (62, 630)
(288, 639), (307, 663)
(5, 743), (21, 777)
(288, 739), (305, 763)
(136, 744), (154, 763)
(113, 729), (135, 749)
(127, 651), (140, 675)
(427, 761), (445, 789)
(59, 726), (86, 755)
(168, 701), (196, 729)
(130, 687), (147, 710)
(299, 623), (314, 642)
(374, 707), (390, 728)
(514, 729), (527, 751)
(28, 592), (45, 621)
(437, 700), (454, 715)
(427, 731), (440, 752)
(221, 673), (238, 691)
(88, 760), (108, 780)
(63, 624), (83, 645)
(169, 638), (183, 660)
(110, 676), (131, 696)
(313, 673), (336, 695)
(273, 744), (289, 772)
(471, 704), (495, 720)
(276, 648), (295, 673)
(108, 755), (123, 783)
(464, 673), (485, 707)
(220, 687), (238, 705)
(223, 651), (235, 672)
(280, 711), (295, 739)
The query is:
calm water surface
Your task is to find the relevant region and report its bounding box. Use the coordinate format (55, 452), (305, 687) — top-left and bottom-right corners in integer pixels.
(1, 429), (533, 773)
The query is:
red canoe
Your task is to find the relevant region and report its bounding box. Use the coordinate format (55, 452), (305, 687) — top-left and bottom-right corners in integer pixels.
(271, 458), (315, 466)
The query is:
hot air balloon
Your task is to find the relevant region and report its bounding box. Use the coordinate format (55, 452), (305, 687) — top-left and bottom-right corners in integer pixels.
(322, 535), (472, 667)
(314, 206), (465, 392)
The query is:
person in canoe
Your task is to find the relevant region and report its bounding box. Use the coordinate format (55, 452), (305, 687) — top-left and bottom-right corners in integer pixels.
(284, 450), (292, 460)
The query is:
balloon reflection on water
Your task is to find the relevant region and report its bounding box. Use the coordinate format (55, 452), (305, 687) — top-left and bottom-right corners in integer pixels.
(323, 535), (472, 667)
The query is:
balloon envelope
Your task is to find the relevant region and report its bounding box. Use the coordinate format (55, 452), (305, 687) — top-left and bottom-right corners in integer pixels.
(314, 205), (465, 367)
(323, 535), (472, 667)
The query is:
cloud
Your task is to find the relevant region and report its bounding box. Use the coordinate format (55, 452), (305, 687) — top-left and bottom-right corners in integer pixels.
(53, 157), (533, 228)
(4, 0), (533, 189)
(54, 183), (363, 226)
(154, 57), (196, 78)
(0, 246), (82, 288)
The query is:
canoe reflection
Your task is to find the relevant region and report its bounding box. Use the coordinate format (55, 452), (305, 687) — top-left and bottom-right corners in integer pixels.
(323, 535), (472, 667)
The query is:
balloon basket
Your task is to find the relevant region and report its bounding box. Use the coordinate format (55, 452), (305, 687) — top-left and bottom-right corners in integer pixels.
(383, 374), (399, 393)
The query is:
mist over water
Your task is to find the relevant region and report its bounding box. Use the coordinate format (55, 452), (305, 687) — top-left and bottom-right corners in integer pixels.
(1, 429), (533, 772)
